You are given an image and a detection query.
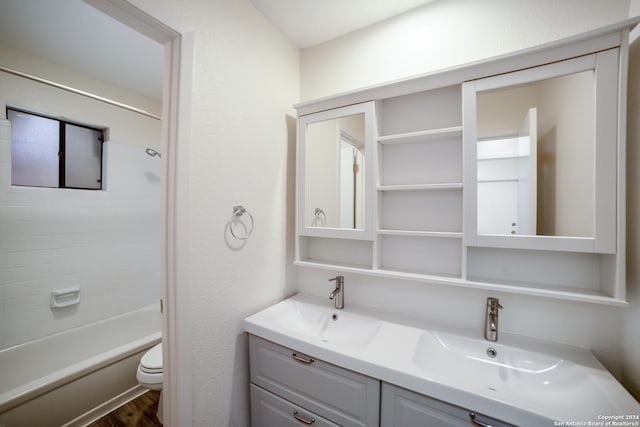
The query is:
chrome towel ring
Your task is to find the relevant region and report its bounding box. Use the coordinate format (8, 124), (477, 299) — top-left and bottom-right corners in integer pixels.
(230, 205), (254, 240)
(312, 208), (326, 226)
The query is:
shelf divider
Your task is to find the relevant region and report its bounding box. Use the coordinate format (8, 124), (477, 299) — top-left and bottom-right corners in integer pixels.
(378, 183), (462, 191)
(378, 229), (463, 238)
(378, 126), (462, 145)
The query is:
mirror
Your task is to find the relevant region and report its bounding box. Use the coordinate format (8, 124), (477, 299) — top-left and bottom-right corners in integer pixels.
(476, 70), (594, 237)
(463, 51), (618, 253)
(305, 113), (365, 229)
(298, 102), (375, 240)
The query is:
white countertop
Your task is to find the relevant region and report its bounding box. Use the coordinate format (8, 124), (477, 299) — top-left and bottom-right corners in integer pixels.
(244, 293), (640, 426)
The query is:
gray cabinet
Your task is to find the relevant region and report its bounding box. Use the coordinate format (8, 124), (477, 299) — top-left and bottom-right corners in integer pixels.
(250, 384), (340, 427)
(381, 383), (514, 427)
(249, 334), (380, 427)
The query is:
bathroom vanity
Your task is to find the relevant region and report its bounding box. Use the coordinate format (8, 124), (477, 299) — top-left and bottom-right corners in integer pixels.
(294, 18), (640, 306)
(245, 295), (639, 426)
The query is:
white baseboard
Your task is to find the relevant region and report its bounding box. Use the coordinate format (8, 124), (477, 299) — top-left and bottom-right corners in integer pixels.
(62, 385), (148, 427)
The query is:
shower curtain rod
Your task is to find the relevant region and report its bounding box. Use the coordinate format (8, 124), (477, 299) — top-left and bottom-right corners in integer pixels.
(0, 64), (162, 121)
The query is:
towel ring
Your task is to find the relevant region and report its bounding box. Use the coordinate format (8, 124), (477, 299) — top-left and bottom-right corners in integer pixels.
(230, 205), (254, 240)
(312, 208), (326, 226)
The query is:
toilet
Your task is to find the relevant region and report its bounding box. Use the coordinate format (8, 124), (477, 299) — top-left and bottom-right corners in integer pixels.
(137, 342), (163, 419)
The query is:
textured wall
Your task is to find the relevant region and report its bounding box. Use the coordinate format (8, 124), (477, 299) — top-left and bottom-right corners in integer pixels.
(301, 0), (630, 101)
(128, 0), (300, 425)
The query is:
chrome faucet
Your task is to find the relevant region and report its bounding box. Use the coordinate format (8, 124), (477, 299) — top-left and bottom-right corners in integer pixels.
(328, 276), (344, 309)
(484, 297), (503, 342)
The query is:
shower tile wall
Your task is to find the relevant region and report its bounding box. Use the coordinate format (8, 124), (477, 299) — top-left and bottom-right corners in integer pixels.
(0, 120), (160, 350)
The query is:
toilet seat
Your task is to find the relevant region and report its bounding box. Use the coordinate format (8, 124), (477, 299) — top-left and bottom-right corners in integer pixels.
(140, 343), (162, 371)
(137, 343), (163, 390)
(140, 365), (163, 374)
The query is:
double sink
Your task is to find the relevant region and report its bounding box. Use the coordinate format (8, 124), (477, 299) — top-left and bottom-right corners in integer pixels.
(244, 294), (639, 425)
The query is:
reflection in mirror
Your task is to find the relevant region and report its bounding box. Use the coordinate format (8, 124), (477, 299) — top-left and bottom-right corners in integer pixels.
(305, 113), (365, 229)
(476, 70), (594, 237)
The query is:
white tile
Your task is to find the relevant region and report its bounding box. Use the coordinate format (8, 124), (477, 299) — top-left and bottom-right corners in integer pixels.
(0, 120), (10, 135)
(0, 285), (5, 317)
(1, 305), (50, 332)
(1, 262), (75, 285)
(5, 278), (50, 299)
(0, 326), (32, 350)
(0, 161), (10, 187)
(4, 292), (50, 317)
(0, 140), (10, 162)
(0, 140), (161, 348)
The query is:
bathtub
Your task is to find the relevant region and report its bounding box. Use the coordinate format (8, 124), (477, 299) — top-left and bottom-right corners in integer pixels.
(0, 305), (161, 427)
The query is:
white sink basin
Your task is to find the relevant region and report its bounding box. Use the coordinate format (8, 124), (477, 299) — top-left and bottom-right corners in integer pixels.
(411, 331), (588, 396)
(256, 298), (382, 350)
(245, 295), (640, 424)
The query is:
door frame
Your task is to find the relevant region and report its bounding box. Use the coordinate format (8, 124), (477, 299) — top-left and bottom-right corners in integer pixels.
(83, 1), (193, 425)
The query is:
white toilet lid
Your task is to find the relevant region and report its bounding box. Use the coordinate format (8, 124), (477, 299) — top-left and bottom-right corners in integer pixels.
(141, 343), (163, 370)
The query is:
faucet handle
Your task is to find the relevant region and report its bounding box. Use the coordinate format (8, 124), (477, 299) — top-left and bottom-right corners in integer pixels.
(487, 297), (503, 310)
(329, 276), (344, 285)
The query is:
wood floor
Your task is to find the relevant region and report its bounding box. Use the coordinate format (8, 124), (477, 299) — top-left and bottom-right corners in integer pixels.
(89, 390), (163, 427)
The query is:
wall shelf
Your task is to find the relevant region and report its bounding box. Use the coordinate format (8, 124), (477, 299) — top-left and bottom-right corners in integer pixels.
(377, 229), (462, 238)
(377, 183), (462, 191)
(293, 260), (628, 307)
(378, 126), (462, 145)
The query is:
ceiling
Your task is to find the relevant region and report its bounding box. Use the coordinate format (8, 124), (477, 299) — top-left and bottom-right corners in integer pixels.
(0, 0), (436, 100)
(249, 0), (436, 48)
(0, 0), (164, 100)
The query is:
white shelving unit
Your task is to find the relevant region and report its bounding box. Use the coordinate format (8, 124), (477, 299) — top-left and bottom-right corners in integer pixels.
(374, 85), (463, 278)
(294, 19), (637, 306)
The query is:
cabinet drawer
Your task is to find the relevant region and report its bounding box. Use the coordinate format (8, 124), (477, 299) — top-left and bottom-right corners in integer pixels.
(251, 384), (340, 427)
(249, 335), (380, 427)
(381, 383), (515, 427)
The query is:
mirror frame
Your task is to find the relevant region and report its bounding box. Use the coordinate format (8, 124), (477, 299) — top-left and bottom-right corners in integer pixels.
(463, 50), (619, 253)
(297, 101), (375, 240)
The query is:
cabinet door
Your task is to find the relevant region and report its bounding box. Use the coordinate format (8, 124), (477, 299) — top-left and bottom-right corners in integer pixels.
(381, 383), (514, 427)
(249, 335), (380, 427)
(251, 384), (340, 427)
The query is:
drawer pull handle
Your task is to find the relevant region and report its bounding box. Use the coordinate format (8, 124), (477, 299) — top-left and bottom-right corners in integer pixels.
(293, 410), (315, 425)
(292, 352), (314, 364)
(469, 412), (493, 427)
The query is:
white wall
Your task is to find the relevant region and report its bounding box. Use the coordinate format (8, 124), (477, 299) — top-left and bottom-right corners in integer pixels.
(297, 0), (639, 400)
(128, 0), (300, 425)
(301, 0), (630, 101)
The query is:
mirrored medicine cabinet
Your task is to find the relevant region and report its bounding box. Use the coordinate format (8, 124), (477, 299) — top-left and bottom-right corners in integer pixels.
(463, 50), (619, 254)
(297, 102), (375, 240)
(294, 19), (634, 305)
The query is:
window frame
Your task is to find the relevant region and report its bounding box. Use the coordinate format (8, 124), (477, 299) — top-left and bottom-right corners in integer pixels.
(7, 106), (106, 190)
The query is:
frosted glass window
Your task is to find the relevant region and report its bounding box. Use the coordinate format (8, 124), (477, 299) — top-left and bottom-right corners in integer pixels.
(8, 109), (60, 188)
(65, 124), (102, 189)
(7, 107), (104, 190)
